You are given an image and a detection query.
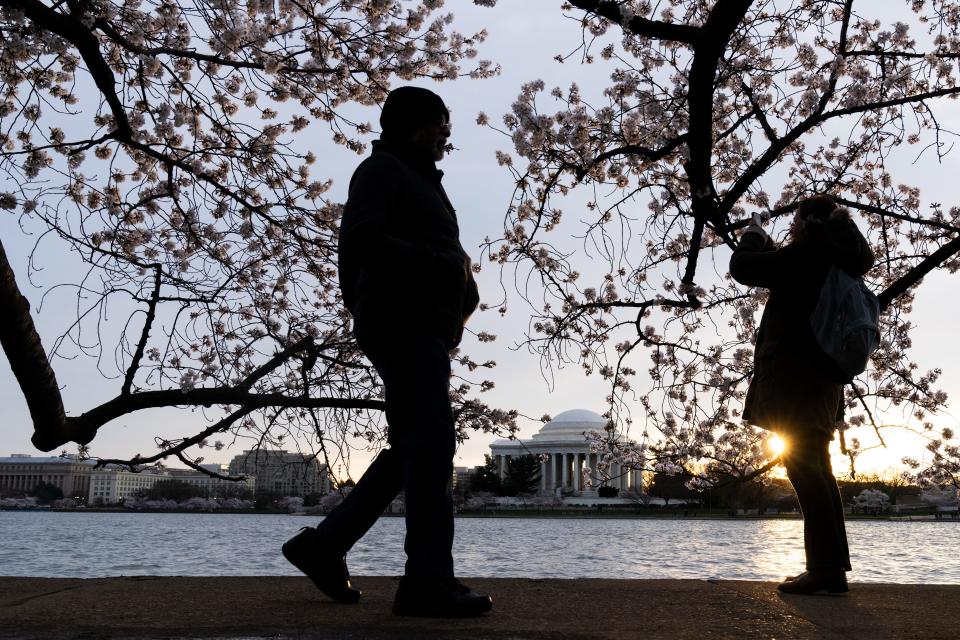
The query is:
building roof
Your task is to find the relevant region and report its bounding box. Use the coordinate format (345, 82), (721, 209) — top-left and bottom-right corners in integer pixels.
(491, 408), (613, 448)
(0, 455), (97, 465)
(531, 409), (607, 441)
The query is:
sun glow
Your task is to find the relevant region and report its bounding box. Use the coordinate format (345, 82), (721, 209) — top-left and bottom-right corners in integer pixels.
(768, 434), (787, 456)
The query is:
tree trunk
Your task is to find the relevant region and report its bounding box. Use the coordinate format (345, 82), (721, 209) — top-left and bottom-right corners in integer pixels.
(0, 238), (93, 450)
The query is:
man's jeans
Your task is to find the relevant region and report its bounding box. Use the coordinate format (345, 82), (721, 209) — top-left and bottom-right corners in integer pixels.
(782, 434), (852, 572)
(314, 333), (456, 579)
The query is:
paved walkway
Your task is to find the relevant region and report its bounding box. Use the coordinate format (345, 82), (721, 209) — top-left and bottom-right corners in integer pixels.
(2, 576), (956, 639)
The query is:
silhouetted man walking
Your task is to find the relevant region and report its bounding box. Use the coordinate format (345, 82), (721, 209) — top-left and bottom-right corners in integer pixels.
(282, 86), (490, 617)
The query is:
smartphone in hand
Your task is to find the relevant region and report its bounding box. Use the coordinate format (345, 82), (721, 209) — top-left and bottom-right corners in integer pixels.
(752, 212), (763, 227)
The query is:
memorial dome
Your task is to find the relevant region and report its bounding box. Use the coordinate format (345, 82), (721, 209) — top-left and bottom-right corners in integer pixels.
(530, 409), (607, 442)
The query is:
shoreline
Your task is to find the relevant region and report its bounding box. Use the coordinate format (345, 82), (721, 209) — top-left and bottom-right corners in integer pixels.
(1, 506), (955, 521)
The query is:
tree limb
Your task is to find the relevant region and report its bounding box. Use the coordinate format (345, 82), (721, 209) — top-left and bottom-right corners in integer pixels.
(878, 233), (960, 310)
(0, 238), (97, 450)
(684, 0), (754, 252)
(568, 0), (700, 43)
(4, 0), (132, 138)
(122, 265), (161, 396)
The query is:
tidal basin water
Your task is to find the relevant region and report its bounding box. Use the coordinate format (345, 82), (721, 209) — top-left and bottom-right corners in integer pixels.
(1, 511), (957, 583)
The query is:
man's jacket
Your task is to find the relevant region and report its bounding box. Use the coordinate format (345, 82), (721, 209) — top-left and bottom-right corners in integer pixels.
(339, 140), (480, 349)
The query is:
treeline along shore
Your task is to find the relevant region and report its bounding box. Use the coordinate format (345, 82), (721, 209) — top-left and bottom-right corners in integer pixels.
(2, 505), (957, 521)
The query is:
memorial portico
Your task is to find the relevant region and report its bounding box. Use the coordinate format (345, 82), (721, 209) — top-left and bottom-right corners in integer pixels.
(489, 409), (642, 497)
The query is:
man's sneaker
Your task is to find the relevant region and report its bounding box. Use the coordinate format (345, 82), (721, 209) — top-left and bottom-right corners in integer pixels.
(393, 576), (492, 617)
(777, 570), (848, 596)
(281, 527), (361, 603)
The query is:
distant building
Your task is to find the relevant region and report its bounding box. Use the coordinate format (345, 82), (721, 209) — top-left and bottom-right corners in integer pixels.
(453, 466), (475, 496)
(0, 454), (257, 505)
(89, 469), (167, 504)
(89, 465), (256, 504)
(165, 465), (256, 497)
(0, 454), (97, 499)
(490, 409), (642, 497)
(227, 450), (329, 497)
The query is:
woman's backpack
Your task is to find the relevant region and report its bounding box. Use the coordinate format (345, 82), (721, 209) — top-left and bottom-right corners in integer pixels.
(809, 265), (880, 382)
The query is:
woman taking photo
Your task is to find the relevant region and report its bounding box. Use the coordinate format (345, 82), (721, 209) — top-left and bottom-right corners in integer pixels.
(730, 194), (874, 595)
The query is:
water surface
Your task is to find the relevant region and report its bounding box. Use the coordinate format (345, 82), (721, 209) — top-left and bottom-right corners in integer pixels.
(0, 511), (956, 583)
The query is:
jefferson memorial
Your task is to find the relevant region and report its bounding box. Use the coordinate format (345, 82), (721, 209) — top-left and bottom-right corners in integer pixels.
(489, 409), (642, 496)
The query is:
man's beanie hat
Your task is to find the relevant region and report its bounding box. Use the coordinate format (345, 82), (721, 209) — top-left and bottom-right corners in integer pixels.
(380, 86), (449, 139)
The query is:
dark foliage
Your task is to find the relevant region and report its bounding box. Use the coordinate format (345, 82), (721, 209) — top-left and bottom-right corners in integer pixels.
(140, 479), (205, 502)
(31, 481), (63, 504)
(502, 455), (541, 496)
(471, 455), (503, 494)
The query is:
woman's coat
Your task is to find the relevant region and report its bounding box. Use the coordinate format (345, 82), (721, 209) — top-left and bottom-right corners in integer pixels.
(730, 217), (875, 436)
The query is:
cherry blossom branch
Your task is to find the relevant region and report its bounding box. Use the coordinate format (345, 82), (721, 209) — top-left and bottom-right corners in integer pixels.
(172, 451), (247, 481)
(73, 391), (385, 449)
(845, 50), (960, 60)
(122, 265), (161, 396)
(570, 136), (688, 181)
(851, 384), (886, 448)
(234, 336), (315, 393)
(3, 0), (132, 138)
(878, 233), (960, 310)
(95, 406), (255, 479)
(567, 0), (700, 44)
(833, 197), (960, 233)
(93, 18), (339, 74)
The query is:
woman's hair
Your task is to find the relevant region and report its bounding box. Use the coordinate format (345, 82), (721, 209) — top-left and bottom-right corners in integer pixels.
(792, 194), (851, 243)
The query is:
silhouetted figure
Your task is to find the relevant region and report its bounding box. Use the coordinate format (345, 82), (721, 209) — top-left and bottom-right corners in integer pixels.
(282, 86), (490, 617)
(730, 195), (874, 596)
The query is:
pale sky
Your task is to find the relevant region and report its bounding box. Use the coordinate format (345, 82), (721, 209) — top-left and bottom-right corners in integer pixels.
(2, 3), (959, 480)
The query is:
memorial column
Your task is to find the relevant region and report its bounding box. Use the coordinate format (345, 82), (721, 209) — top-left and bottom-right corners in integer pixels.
(571, 454), (579, 492)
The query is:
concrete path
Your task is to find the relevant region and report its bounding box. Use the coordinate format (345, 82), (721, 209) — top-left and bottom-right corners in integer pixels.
(2, 576), (956, 639)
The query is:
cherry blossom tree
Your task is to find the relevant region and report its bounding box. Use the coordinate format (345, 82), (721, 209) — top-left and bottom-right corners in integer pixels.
(852, 488), (890, 512)
(905, 425), (960, 491)
(0, 0), (516, 478)
(484, 0), (960, 486)
(920, 484), (959, 506)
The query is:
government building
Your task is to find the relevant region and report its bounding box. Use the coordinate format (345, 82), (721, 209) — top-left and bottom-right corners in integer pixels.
(0, 454), (96, 500)
(489, 409), (642, 496)
(0, 455), (256, 504)
(227, 449), (329, 497)
(88, 465), (257, 504)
